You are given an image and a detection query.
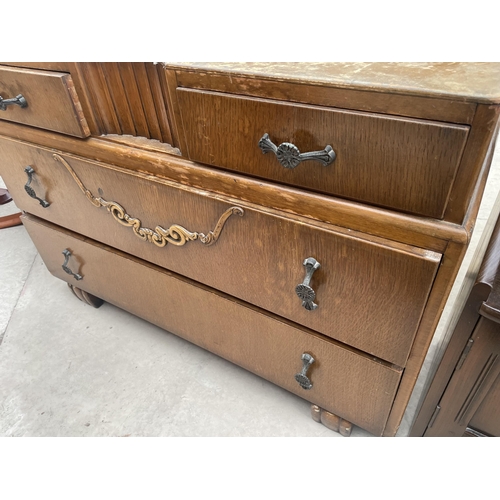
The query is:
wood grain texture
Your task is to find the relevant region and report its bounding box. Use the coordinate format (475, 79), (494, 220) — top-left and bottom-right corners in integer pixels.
(147, 64), (174, 145)
(22, 214), (403, 436)
(175, 70), (477, 124)
(63, 63), (102, 136)
(163, 69), (185, 151)
(78, 62), (119, 134)
(73, 63), (175, 143)
(177, 89), (469, 219)
(166, 63), (500, 104)
(445, 105), (500, 224)
(0, 65), (90, 137)
(2, 63), (74, 72)
(1, 139), (441, 366)
(0, 124), (466, 251)
(2, 62), (497, 437)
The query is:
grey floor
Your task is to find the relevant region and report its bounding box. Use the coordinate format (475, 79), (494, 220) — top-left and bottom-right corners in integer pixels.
(1, 144), (499, 437)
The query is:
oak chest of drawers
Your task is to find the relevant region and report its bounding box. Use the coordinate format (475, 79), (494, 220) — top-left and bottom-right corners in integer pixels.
(1, 62), (499, 436)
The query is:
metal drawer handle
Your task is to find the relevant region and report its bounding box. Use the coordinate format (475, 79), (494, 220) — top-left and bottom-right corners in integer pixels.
(0, 94), (28, 111)
(24, 166), (50, 208)
(258, 133), (336, 169)
(62, 249), (83, 281)
(295, 257), (320, 311)
(295, 353), (315, 390)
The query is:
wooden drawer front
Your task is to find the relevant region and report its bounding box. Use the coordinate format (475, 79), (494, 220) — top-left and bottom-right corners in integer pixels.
(0, 65), (90, 138)
(177, 88), (469, 219)
(0, 137), (440, 366)
(21, 214), (403, 436)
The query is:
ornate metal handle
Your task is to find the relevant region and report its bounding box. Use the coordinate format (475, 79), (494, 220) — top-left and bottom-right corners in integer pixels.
(0, 94), (28, 111)
(295, 353), (315, 390)
(295, 257), (320, 311)
(258, 133), (336, 169)
(61, 249), (83, 281)
(24, 166), (50, 208)
(52, 153), (243, 249)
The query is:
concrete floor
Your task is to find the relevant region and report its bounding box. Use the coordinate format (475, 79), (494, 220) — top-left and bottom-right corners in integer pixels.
(1, 144), (499, 437)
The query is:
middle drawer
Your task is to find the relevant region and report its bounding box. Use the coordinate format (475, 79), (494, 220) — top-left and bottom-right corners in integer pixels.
(0, 136), (441, 366)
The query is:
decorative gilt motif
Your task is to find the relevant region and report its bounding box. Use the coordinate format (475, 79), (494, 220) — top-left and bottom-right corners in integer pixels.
(52, 153), (244, 247)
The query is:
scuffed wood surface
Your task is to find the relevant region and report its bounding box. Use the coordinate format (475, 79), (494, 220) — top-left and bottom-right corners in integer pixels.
(164, 63), (500, 104)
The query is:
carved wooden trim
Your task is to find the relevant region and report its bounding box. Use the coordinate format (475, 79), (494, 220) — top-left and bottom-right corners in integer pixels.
(455, 353), (498, 425)
(77, 63), (175, 145)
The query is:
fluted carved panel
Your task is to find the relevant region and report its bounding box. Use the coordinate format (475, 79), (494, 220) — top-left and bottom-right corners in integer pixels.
(78, 63), (175, 146)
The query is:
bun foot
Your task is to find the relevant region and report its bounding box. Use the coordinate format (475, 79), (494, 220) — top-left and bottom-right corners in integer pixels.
(311, 404), (353, 436)
(67, 283), (104, 308)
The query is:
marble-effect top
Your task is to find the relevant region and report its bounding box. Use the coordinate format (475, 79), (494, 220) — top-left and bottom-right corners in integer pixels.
(164, 62), (500, 103)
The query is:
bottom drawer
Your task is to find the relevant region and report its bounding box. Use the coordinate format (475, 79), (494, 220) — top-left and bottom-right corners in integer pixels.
(22, 214), (403, 436)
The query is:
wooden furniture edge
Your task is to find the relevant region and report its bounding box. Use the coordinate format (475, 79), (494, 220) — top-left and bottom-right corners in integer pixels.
(445, 105), (500, 224)
(163, 63), (500, 105)
(166, 69), (499, 226)
(0, 122), (468, 252)
(172, 68), (477, 124)
(409, 193), (500, 436)
(383, 240), (469, 436)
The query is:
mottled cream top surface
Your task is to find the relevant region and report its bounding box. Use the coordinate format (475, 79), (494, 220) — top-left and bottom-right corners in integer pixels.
(164, 62), (500, 103)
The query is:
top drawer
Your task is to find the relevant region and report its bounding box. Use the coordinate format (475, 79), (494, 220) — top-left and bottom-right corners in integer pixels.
(177, 89), (469, 219)
(0, 65), (90, 138)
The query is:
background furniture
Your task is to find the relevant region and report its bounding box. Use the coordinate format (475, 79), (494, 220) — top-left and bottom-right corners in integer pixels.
(0, 187), (21, 229)
(411, 202), (500, 436)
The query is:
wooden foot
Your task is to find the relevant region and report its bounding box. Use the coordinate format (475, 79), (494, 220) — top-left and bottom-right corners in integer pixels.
(311, 404), (353, 436)
(67, 283), (104, 308)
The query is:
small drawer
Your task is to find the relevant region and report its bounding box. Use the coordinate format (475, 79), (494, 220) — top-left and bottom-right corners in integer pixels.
(176, 88), (469, 219)
(21, 214), (403, 436)
(0, 136), (441, 366)
(0, 65), (90, 138)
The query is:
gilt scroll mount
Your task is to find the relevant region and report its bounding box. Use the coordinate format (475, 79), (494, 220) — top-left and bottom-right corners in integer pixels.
(52, 153), (244, 249)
